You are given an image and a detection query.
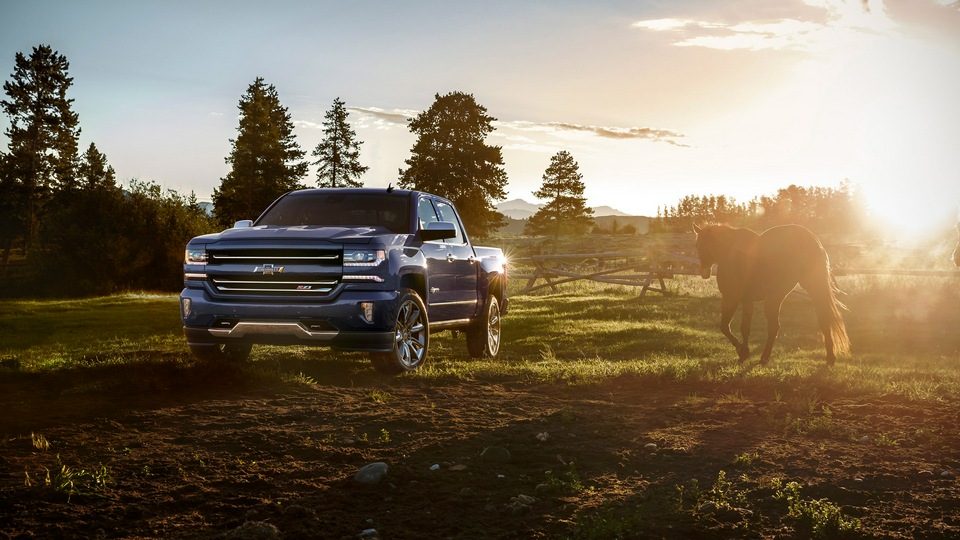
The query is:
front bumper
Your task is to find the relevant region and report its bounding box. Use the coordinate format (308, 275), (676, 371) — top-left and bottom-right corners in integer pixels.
(179, 288), (399, 352)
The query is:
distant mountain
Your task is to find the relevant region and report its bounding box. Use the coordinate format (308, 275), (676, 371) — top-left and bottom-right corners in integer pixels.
(496, 199), (542, 220)
(496, 199), (630, 220)
(592, 206), (629, 217)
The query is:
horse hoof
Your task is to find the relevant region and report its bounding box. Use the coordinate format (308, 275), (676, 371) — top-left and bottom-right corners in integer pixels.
(759, 356), (770, 365)
(826, 356), (836, 367)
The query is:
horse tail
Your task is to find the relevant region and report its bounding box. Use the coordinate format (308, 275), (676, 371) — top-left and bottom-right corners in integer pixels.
(824, 272), (851, 357)
(804, 248), (850, 358)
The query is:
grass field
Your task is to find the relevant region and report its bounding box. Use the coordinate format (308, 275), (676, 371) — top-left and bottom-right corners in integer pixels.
(2, 273), (959, 401)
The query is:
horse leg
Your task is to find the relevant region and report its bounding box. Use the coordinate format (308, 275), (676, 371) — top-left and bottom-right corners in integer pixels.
(739, 301), (754, 361)
(759, 287), (792, 364)
(719, 295), (744, 362)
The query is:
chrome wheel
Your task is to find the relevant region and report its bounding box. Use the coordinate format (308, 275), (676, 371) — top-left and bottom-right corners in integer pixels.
(394, 299), (427, 369)
(371, 289), (430, 373)
(467, 296), (501, 359)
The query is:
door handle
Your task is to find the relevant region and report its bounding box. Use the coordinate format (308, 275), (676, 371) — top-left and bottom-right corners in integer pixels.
(446, 254), (457, 262)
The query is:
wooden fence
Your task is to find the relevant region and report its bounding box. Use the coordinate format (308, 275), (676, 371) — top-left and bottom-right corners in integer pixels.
(510, 250), (960, 296)
(510, 249), (702, 296)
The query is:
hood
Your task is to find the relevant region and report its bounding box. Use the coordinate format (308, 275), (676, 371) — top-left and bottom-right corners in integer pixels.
(196, 225), (391, 246)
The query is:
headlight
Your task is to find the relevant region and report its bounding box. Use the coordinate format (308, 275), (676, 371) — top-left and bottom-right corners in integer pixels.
(185, 248), (208, 264)
(343, 249), (385, 266)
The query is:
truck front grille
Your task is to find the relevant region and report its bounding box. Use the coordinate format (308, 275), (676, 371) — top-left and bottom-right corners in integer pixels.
(204, 246), (343, 298)
(211, 276), (339, 296)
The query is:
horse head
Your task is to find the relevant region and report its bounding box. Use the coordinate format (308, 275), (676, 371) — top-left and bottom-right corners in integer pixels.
(693, 223), (722, 279)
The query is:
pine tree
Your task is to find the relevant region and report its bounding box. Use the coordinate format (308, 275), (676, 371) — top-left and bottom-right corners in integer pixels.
(312, 97), (368, 188)
(1, 44), (81, 249)
(76, 142), (117, 191)
(398, 91), (507, 239)
(213, 78), (307, 226)
(524, 151), (594, 251)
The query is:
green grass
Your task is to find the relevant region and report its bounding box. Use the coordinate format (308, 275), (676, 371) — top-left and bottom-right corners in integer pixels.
(2, 274), (959, 401)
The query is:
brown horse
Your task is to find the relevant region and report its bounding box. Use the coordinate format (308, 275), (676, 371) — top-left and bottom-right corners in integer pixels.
(693, 223), (850, 365)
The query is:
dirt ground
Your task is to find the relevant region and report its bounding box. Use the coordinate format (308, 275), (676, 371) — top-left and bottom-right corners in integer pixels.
(2, 359), (959, 539)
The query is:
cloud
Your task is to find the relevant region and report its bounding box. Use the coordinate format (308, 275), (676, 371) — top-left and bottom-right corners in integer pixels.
(293, 120), (322, 129)
(345, 108), (687, 147)
(349, 107), (418, 126)
(632, 0), (896, 52)
(502, 120), (688, 147)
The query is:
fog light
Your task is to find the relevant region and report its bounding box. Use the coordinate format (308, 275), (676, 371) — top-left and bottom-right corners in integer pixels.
(181, 297), (192, 318)
(360, 302), (374, 323)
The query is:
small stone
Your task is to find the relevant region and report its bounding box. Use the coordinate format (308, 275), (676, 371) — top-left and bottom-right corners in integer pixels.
(535, 483), (552, 495)
(355, 462), (389, 485)
(859, 435), (870, 443)
(536, 432), (549, 442)
(941, 470), (956, 479)
(644, 443), (658, 451)
(449, 464), (468, 472)
(358, 529), (379, 539)
(481, 446), (512, 463)
(429, 464), (440, 471)
(513, 494), (536, 505)
(225, 521), (281, 540)
(698, 501), (717, 514)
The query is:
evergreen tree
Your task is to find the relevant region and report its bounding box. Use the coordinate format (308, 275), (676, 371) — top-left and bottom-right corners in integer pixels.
(312, 97), (368, 188)
(1, 44), (81, 249)
(213, 78), (307, 226)
(398, 91), (507, 239)
(524, 151), (594, 251)
(77, 142), (116, 191)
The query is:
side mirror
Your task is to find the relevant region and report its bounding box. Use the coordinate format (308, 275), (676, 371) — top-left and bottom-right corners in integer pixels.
(233, 220), (253, 229)
(420, 221), (457, 241)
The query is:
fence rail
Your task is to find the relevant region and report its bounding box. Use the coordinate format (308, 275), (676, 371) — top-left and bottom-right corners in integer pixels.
(510, 250), (960, 295)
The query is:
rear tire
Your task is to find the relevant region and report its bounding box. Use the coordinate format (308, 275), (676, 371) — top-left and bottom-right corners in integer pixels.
(467, 295), (501, 359)
(189, 343), (252, 363)
(370, 289), (429, 374)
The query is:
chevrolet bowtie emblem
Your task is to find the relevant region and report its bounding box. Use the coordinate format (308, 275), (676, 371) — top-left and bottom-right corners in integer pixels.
(254, 264), (284, 275)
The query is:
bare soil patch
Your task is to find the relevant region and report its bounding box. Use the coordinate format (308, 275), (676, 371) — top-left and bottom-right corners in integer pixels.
(2, 361), (959, 539)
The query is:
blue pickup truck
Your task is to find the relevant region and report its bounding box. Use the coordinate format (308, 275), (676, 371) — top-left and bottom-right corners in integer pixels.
(179, 188), (507, 373)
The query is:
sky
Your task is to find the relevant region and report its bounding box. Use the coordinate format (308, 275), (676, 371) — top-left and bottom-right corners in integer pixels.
(1, 0), (959, 237)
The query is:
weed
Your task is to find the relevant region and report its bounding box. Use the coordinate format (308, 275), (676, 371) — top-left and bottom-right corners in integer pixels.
(289, 371), (316, 385)
(675, 478), (701, 510)
(369, 389), (394, 403)
(875, 433), (899, 447)
(786, 407), (850, 440)
(733, 451), (759, 467)
(543, 462), (588, 496)
(31, 455), (112, 502)
(378, 429), (391, 444)
(31, 432), (50, 451)
(703, 470), (746, 509)
(772, 478), (861, 538)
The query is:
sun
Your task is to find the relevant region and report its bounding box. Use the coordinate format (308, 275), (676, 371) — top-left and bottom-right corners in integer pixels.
(863, 186), (958, 241)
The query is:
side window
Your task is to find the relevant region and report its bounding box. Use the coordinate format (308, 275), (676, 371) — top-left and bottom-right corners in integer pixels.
(435, 201), (465, 244)
(418, 198), (440, 231)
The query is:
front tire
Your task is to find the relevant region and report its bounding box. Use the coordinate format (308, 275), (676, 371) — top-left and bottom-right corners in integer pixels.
(189, 343), (252, 363)
(370, 289), (429, 374)
(467, 295), (501, 359)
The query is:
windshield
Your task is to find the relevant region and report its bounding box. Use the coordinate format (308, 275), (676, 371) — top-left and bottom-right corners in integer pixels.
(256, 192), (410, 234)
